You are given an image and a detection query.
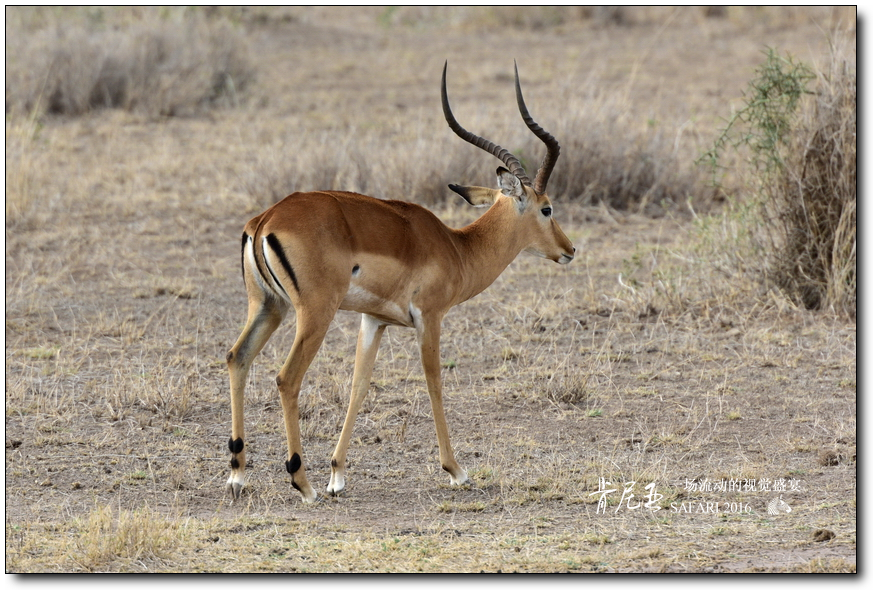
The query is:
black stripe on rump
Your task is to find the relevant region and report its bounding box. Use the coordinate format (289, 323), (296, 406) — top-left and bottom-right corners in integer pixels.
(240, 232), (249, 285)
(252, 237), (277, 296)
(262, 244), (290, 300)
(265, 233), (300, 294)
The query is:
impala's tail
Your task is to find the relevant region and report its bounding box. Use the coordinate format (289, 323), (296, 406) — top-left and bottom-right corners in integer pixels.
(240, 226), (300, 306)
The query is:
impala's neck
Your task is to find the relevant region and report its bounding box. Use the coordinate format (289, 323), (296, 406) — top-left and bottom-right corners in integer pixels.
(452, 198), (528, 304)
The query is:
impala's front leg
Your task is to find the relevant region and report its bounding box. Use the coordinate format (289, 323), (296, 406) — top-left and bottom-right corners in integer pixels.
(328, 314), (387, 496)
(416, 312), (469, 487)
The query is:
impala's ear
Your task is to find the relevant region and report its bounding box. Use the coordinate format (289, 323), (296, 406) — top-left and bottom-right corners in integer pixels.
(448, 184), (498, 207)
(496, 167), (525, 199)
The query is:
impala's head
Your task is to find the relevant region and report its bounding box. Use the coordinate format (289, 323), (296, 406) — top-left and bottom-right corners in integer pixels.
(448, 168), (575, 264)
(442, 61), (575, 265)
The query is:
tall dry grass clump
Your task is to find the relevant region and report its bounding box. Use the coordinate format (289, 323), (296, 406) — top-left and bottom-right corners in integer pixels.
(242, 123), (481, 209)
(371, 6), (848, 33)
(5, 118), (47, 226)
(243, 87), (703, 215)
(768, 45), (856, 314)
(67, 505), (182, 571)
(545, 90), (706, 213)
(5, 7), (254, 117)
(699, 39), (856, 317)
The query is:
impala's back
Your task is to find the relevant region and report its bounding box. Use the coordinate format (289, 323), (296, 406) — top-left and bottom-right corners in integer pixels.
(243, 190), (463, 328)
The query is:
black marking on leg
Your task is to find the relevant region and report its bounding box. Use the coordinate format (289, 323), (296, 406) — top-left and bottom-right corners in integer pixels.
(442, 464), (453, 474)
(266, 233), (300, 293)
(229, 437), (244, 454)
(230, 457), (240, 469)
(291, 481), (302, 492)
(286, 453), (302, 474)
(226, 350), (234, 363)
(331, 458), (338, 468)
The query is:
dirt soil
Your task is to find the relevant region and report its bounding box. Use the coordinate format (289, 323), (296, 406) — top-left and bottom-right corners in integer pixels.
(5, 7), (856, 573)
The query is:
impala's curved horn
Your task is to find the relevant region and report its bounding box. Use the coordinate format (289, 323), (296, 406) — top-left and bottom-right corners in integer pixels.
(441, 61), (532, 188)
(514, 60), (561, 195)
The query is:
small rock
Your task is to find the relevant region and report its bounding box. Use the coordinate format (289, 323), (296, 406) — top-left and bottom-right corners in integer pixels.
(818, 450), (841, 466)
(812, 529), (835, 542)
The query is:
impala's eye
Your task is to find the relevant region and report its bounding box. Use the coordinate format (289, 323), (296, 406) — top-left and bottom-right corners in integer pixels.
(541, 206), (552, 217)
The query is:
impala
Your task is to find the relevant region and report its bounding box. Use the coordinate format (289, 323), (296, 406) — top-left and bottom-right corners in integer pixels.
(225, 61), (575, 502)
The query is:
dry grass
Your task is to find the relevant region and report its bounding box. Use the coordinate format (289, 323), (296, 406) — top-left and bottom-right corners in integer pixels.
(69, 505), (184, 571)
(241, 75), (705, 214)
(5, 7), (254, 118)
(5, 6), (855, 573)
(5, 117), (47, 227)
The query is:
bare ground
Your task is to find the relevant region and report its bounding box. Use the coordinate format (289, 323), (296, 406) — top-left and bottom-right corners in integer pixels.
(5, 7), (856, 572)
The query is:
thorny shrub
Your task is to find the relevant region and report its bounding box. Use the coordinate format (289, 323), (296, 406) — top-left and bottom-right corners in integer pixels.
(699, 42), (856, 317)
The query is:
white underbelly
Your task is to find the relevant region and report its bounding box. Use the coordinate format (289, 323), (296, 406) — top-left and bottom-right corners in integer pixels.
(340, 285), (412, 327)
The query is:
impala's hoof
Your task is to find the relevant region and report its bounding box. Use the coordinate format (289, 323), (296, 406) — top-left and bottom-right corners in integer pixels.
(326, 472), (346, 497)
(226, 473), (245, 501)
(302, 492), (324, 504)
(449, 469), (470, 487)
(227, 481), (244, 501)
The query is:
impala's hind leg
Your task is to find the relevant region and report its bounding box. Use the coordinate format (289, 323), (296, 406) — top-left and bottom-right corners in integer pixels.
(275, 305), (335, 503)
(226, 298), (286, 500)
(327, 314), (387, 496)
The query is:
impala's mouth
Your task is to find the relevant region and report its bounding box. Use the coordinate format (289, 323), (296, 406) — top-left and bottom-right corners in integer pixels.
(558, 252), (574, 264)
